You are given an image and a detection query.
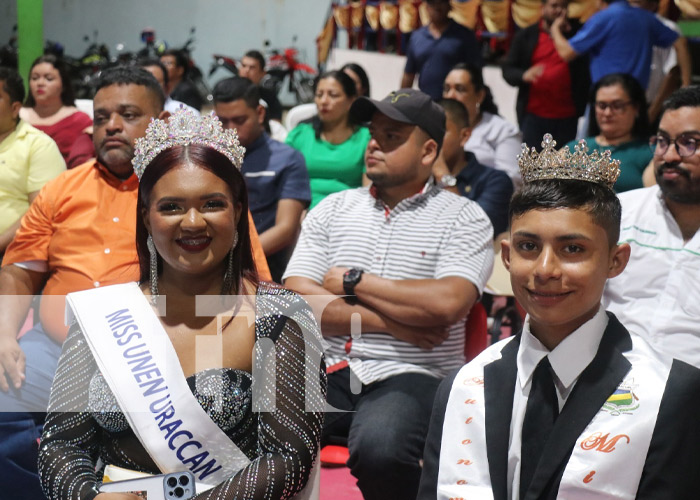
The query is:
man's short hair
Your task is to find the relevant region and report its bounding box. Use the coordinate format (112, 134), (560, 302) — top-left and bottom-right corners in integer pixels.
(662, 85), (700, 113)
(161, 48), (188, 71)
(243, 50), (266, 71)
(509, 179), (622, 246)
(136, 57), (169, 89)
(0, 67), (25, 104)
(94, 65), (165, 111)
(212, 77), (260, 109)
(439, 98), (470, 128)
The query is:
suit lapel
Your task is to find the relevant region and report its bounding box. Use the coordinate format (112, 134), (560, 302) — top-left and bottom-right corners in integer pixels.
(484, 336), (521, 500)
(525, 314), (633, 500)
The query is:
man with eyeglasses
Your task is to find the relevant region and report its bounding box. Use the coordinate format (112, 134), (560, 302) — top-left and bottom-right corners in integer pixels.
(604, 86), (700, 368)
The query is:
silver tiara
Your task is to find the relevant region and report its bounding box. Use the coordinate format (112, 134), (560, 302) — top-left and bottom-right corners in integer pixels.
(518, 134), (620, 189)
(132, 108), (245, 179)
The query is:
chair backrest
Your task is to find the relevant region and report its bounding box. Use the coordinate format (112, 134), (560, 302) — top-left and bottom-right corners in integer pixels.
(464, 302), (489, 362)
(285, 102), (317, 131)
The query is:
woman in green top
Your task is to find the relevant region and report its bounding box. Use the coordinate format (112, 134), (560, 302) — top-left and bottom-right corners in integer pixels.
(566, 73), (652, 193)
(286, 70), (370, 209)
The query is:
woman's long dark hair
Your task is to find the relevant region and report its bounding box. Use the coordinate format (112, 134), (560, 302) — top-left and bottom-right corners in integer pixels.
(341, 62), (371, 97)
(24, 54), (76, 107)
(309, 70), (360, 139)
(136, 143), (258, 294)
(587, 72), (649, 139)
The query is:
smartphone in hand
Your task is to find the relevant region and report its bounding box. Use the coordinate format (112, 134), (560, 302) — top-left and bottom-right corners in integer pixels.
(99, 471), (196, 500)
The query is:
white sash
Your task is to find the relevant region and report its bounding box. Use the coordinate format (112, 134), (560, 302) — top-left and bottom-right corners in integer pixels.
(557, 335), (671, 499)
(66, 282), (251, 488)
(437, 335), (672, 499)
(437, 338), (511, 500)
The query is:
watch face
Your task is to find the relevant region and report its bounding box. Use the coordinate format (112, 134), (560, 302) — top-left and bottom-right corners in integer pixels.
(345, 269), (362, 284)
(441, 174), (457, 187)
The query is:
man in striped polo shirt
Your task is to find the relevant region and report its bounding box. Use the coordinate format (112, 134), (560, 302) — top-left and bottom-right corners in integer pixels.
(284, 88), (494, 500)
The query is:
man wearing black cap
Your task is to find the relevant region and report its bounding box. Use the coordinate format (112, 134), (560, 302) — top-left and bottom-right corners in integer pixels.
(284, 88), (494, 499)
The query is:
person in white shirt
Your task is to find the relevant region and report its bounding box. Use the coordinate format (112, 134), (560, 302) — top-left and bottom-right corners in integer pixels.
(604, 86), (700, 367)
(418, 134), (700, 500)
(443, 63), (522, 188)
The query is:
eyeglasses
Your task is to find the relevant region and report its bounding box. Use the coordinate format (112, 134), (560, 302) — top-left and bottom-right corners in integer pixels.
(649, 134), (700, 158)
(595, 100), (632, 113)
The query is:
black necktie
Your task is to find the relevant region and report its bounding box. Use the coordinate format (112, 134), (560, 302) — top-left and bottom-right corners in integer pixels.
(520, 356), (559, 499)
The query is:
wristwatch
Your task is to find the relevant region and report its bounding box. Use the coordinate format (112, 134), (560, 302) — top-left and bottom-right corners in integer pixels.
(343, 268), (364, 304)
(440, 174), (457, 187)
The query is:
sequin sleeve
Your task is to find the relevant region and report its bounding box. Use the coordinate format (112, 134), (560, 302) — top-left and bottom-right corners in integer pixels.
(196, 288), (327, 499)
(38, 322), (102, 500)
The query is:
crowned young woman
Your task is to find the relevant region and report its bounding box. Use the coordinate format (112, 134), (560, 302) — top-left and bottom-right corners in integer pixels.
(38, 109), (326, 500)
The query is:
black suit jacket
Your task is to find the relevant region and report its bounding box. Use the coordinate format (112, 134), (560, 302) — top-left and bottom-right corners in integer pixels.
(501, 21), (590, 125)
(418, 313), (700, 499)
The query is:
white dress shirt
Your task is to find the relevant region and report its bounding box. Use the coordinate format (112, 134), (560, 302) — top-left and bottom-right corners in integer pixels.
(603, 185), (700, 368)
(464, 112), (523, 188)
(506, 308), (609, 499)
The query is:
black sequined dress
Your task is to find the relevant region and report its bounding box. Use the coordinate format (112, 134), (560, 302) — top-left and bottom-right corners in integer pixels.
(38, 285), (326, 500)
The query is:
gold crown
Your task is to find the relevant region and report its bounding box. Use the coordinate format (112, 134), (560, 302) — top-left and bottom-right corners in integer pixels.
(517, 134), (620, 189)
(132, 108), (245, 180)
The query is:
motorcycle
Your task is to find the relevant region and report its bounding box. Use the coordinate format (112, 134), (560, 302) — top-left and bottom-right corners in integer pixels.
(209, 53), (238, 81)
(264, 37), (317, 104)
(0, 25), (17, 69)
(173, 27), (212, 104)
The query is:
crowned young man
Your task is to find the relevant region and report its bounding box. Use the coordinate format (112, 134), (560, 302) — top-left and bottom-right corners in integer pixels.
(417, 134), (700, 499)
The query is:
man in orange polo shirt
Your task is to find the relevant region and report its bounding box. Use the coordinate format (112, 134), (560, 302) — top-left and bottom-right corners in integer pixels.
(0, 66), (269, 498)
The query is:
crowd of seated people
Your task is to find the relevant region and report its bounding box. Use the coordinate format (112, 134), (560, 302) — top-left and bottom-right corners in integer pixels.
(1, 1), (699, 496)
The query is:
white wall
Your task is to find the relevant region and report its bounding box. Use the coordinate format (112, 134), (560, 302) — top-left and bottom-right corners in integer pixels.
(328, 48), (518, 125)
(1, 1), (18, 45)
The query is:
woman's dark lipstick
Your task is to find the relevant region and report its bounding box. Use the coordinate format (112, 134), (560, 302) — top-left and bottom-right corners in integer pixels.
(176, 237), (212, 252)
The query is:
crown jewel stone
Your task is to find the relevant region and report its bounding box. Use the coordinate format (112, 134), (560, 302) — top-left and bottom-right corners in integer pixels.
(132, 107), (245, 179)
(517, 133), (621, 189)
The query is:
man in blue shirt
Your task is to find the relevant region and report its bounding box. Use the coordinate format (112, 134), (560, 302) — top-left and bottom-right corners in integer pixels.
(401, 0), (482, 100)
(213, 77), (311, 282)
(551, 0), (690, 89)
(435, 99), (512, 235)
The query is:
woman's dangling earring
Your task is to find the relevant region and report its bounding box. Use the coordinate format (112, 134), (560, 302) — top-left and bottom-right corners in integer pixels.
(222, 230), (239, 295)
(147, 234), (159, 299)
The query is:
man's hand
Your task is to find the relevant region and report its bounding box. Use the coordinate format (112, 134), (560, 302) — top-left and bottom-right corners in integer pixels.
(323, 266), (349, 296)
(551, 13), (570, 35)
(0, 335), (25, 391)
(523, 64), (544, 83)
(385, 316), (449, 350)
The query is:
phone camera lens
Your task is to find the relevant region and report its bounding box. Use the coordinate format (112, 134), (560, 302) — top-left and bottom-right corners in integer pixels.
(179, 475), (189, 486)
(167, 477), (178, 487)
(175, 486), (185, 497)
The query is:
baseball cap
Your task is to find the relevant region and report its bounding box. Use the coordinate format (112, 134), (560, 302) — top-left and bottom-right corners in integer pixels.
(350, 88), (446, 149)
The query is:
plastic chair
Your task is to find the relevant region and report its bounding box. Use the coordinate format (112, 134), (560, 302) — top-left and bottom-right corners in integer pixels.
(464, 302), (489, 362)
(484, 232), (524, 342)
(285, 103), (317, 131)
